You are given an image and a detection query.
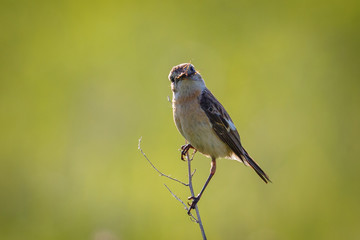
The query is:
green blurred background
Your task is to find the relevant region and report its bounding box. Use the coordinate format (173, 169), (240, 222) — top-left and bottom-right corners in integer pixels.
(1, 0), (359, 239)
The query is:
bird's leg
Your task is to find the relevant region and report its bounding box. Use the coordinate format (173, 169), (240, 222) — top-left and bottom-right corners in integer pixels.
(180, 144), (194, 161)
(187, 158), (216, 215)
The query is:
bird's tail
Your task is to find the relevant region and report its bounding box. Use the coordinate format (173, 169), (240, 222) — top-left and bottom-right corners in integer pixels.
(239, 147), (271, 184)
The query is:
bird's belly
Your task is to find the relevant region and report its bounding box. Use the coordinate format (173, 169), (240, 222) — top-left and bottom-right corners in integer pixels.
(174, 101), (231, 158)
(184, 120), (230, 158)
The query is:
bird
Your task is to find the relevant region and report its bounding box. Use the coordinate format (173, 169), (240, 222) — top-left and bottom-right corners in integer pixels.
(168, 63), (270, 214)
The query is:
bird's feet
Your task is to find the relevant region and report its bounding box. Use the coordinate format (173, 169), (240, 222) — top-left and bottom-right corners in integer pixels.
(180, 144), (194, 161)
(187, 195), (200, 215)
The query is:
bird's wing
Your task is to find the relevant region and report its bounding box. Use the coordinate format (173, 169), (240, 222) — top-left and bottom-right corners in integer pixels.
(199, 88), (270, 183)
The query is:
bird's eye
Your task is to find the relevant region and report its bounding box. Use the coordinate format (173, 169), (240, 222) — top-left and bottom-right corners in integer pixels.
(170, 76), (175, 83)
(189, 66), (194, 72)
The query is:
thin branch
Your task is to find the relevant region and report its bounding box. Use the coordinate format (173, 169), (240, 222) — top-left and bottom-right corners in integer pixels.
(164, 184), (198, 222)
(186, 151), (207, 240)
(138, 137), (188, 186)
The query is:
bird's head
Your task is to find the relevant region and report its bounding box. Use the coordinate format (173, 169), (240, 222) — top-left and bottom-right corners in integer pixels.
(168, 63), (205, 95)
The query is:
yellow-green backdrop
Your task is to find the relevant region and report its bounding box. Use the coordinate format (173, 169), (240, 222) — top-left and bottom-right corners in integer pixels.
(1, 0), (359, 239)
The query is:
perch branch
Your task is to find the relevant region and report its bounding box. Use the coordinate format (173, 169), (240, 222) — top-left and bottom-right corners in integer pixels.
(186, 150), (207, 240)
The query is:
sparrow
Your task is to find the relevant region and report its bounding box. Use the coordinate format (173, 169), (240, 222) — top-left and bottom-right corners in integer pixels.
(168, 63), (270, 214)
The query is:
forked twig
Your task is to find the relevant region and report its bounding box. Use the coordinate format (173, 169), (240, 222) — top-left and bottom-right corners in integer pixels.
(138, 137), (207, 240)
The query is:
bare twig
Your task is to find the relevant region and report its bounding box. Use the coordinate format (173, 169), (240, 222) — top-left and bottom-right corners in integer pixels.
(138, 137), (207, 240)
(138, 137), (188, 186)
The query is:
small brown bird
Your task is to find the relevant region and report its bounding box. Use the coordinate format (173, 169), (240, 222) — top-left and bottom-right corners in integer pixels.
(169, 63), (270, 214)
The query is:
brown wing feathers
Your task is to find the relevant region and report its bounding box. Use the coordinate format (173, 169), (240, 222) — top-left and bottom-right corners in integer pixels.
(199, 89), (271, 183)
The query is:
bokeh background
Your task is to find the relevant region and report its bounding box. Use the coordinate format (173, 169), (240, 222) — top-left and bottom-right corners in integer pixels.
(1, 0), (359, 239)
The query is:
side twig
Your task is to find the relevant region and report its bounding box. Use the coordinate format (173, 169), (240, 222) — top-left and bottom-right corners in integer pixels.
(164, 184), (198, 222)
(138, 137), (188, 186)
